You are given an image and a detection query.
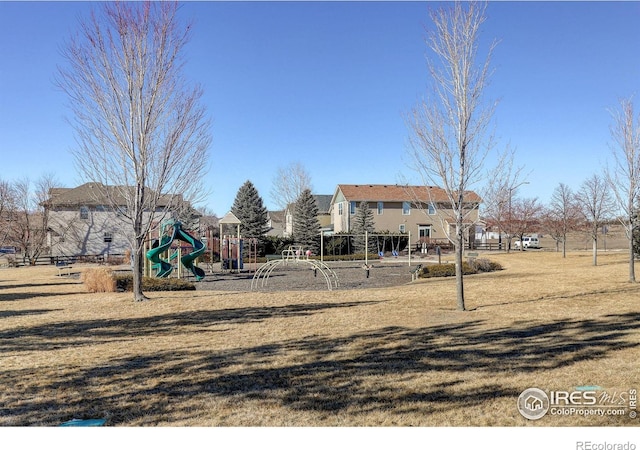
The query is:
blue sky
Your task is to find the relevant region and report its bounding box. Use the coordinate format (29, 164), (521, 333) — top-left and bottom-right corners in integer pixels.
(1, 1), (639, 216)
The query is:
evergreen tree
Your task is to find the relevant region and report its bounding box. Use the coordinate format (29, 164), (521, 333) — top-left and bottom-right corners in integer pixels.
(351, 201), (375, 253)
(293, 189), (321, 254)
(231, 180), (269, 238)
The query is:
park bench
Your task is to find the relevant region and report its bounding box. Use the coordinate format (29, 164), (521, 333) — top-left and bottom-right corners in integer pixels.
(265, 254), (282, 261)
(410, 264), (423, 281)
(56, 261), (74, 277)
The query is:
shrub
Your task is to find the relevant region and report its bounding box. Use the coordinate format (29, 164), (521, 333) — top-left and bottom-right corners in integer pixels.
(421, 262), (477, 278)
(114, 275), (196, 292)
(472, 258), (503, 273)
(419, 259), (503, 278)
(81, 267), (117, 293)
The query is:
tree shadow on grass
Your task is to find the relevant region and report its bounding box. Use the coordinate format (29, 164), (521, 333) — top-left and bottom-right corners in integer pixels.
(0, 309), (62, 319)
(0, 291), (84, 302)
(471, 285), (640, 310)
(0, 300), (384, 352)
(0, 281), (79, 290)
(1, 312), (638, 425)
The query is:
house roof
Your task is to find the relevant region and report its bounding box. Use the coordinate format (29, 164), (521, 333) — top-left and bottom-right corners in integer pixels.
(334, 184), (482, 204)
(268, 210), (285, 223)
(285, 194), (333, 214)
(313, 195), (333, 214)
(47, 182), (191, 210)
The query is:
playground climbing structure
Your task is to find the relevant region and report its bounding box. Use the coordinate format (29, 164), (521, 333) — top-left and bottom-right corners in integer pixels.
(251, 252), (339, 291)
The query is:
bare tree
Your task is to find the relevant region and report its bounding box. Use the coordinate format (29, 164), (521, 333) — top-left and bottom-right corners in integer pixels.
(481, 147), (528, 252)
(545, 183), (581, 258)
(575, 173), (615, 266)
(606, 97), (640, 282)
(57, 2), (211, 301)
(406, 1), (497, 311)
(197, 206), (219, 237)
(9, 175), (59, 265)
(0, 179), (16, 249)
(510, 197), (543, 250)
(270, 161), (313, 211)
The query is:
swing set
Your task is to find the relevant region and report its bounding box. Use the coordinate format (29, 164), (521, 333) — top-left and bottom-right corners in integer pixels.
(319, 231), (410, 266)
(376, 234), (401, 258)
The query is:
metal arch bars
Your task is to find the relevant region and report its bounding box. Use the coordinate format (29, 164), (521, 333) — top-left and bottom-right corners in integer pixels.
(251, 258), (339, 291)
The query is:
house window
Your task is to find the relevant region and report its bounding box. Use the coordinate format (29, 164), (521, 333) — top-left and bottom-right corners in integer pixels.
(377, 201), (384, 215)
(350, 201), (356, 215)
(402, 201), (411, 215)
(338, 203), (343, 216)
(399, 224), (406, 233)
(428, 203), (436, 215)
(104, 232), (113, 243)
(80, 206), (89, 220)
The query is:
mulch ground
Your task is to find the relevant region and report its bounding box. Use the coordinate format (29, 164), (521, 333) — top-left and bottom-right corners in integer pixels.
(195, 258), (424, 292)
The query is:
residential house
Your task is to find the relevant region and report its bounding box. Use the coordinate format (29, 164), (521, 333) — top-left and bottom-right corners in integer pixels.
(265, 210), (285, 237)
(284, 194), (333, 237)
(329, 184), (481, 247)
(45, 183), (200, 257)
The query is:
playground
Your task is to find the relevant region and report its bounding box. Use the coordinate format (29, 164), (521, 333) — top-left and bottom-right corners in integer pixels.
(140, 220), (422, 292)
(196, 259), (414, 292)
(1, 250), (639, 426)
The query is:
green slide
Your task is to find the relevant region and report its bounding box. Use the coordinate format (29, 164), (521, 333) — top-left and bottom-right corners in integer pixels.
(175, 225), (206, 281)
(146, 227), (178, 278)
(145, 222), (206, 281)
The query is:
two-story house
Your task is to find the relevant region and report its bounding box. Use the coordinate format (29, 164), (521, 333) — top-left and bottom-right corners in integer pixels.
(330, 184), (481, 246)
(45, 183), (200, 257)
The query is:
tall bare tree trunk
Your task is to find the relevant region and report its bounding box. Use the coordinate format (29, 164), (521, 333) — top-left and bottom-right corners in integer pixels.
(133, 244), (146, 302)
(406, 1), (497, 312)
(133, 214), (148, 302)
(57, 2), (211, 301)
(455, 225), (465, 311)
(606, 97), (639, 283)
(630, 243), (636, 282)
(629, 209), (636, 283)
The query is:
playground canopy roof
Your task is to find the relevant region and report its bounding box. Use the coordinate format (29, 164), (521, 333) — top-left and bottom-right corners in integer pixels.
(219, 211), (242, 224)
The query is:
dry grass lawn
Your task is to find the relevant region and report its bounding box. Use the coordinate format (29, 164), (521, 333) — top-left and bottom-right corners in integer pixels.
(1, 251), (639, 427)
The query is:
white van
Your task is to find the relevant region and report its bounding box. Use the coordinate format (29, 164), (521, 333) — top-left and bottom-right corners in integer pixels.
(514, 236), (540, 249)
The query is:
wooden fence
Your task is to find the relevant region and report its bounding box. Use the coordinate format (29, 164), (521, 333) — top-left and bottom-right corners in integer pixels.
(6, 254), (126, 267)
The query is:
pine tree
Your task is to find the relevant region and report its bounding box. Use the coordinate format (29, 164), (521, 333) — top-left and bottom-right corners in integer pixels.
(351, 201), (375, 253)
(293, 189), (321, 254)
(231, 180), (269, 238)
